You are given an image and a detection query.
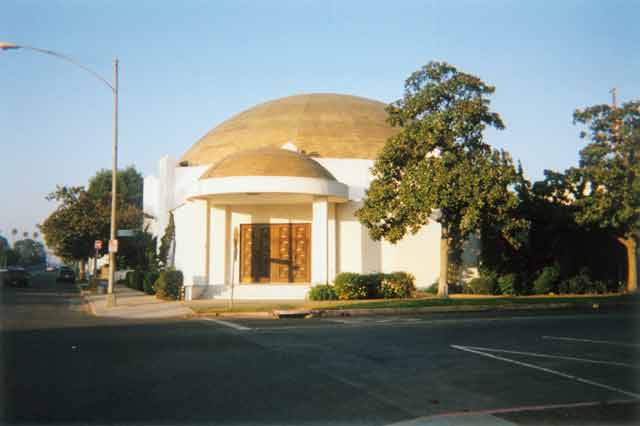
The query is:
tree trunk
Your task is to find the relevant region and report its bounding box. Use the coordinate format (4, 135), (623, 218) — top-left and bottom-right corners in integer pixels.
(79, 260), (86, 281)
(617, 237), (637, 293)
(438, 231), (449, 297)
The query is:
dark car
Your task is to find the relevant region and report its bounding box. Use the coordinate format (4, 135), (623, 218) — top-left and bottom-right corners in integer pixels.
(6, 267), (29, 287)
(57, 266), (76, 283)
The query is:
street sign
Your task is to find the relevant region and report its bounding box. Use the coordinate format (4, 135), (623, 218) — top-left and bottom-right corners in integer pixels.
(94, 240), (103, 250)
(109, 239), (118, 253)
(117, 229), (135, 237)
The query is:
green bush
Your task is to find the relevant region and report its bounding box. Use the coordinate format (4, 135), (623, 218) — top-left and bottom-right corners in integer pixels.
(308, 284), (338, 301)
(334, 271), (417, 299)
(380, 272), (415, 298)
(498, 273), (517, 296)
(558, 268), (604, 294)
(128, 270), (144, 291)
(533, 265), (560, 294)
(156, 270), (183, 300)
(425, 282), (438, 294)
(468, 275), (498, 294)
(143, 271), (159, 295)
(125, 271), (134, 288)
(333, 272), (369, 300)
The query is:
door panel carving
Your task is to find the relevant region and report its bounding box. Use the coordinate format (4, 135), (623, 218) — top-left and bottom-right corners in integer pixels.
(240, 223), (310, 283)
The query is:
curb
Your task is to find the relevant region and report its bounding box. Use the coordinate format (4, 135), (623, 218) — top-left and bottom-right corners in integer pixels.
(79, 290), (97, 316)
(308, 303), (572, 317)
(188, 301), (626, 319)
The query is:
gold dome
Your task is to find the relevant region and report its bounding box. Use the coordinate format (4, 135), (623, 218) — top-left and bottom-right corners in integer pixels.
(200, 148), (336, 180)
(181, 93), (398, 165)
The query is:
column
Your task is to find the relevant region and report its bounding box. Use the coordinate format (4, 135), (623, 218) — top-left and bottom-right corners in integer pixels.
(210, 205), (230, 286)
(312, 196), (329, 284)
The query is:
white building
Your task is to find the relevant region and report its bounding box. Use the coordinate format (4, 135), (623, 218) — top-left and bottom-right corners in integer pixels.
(144, 93), (472, 300)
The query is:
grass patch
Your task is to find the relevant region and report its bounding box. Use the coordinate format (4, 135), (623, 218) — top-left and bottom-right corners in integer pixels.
(188, 293), (638, 315)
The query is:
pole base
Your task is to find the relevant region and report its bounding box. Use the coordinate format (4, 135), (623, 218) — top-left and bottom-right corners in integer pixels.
(105, 293), (117, 307)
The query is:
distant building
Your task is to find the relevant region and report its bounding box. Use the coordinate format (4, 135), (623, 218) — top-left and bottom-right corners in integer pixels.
(144, 94), (477, 300)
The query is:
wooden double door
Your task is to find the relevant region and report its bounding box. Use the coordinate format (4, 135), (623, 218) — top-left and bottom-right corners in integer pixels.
(240, 223), (311, 283)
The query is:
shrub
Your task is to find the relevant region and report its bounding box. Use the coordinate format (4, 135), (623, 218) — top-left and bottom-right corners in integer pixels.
(333, 272), (369, 300)
(308, 284), (338, 301)
(125, 271), (134, 288)
(468, 275), (498, 294)
(128, 270), (144, 291)
(425, 282), (438, 294)
(498, 273), (517, 296)
(156, 269), (183, 300)
(558, 268), (604, 294)
(143, 271), (159, 295)
(380, 272), (415, 298)
(533, 265), (560, 294)
(448, 282), (465, 294)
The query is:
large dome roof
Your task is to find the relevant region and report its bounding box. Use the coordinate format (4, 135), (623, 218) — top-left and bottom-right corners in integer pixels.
(180, 93), (398, 165)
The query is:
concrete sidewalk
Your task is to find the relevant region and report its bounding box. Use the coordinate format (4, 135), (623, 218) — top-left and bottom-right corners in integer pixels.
(81, 285), (193, 319)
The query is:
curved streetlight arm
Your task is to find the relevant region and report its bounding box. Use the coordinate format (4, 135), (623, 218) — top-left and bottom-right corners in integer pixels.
(1, 42), (115, 92)
(2, 41), (120, 305)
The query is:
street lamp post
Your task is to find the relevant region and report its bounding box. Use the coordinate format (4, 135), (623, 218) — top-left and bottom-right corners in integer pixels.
(1, 42), (119, 306)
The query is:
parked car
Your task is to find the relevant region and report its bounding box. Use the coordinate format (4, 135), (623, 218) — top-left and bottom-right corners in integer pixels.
(57, 266), (76, 283)
(6, 267), (29, 288)
(46, 265), (57, 272)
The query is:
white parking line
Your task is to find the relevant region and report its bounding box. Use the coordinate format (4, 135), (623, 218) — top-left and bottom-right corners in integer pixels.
(459, 345), (637, 368)
(451, 344), (640, 399)
(542, 335), (640, 348)
(201, 317), (252, 331)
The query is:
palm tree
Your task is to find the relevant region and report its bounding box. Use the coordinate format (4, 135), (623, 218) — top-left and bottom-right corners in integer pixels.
(11, 228), (17, 245)
(22, 231), (28, 239)
(32, 231), (39, 240)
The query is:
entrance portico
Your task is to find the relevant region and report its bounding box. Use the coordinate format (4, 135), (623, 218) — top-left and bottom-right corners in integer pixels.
(186, 148), (347, 299)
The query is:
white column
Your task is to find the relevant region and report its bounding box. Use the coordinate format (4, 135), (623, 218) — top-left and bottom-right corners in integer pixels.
(328, 203), (337, 283)
(210, 205), (230, 286)
(312, 196), (329, 284)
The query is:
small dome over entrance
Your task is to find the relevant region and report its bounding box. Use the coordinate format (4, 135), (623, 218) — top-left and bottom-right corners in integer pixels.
(199, 148), (336, 180)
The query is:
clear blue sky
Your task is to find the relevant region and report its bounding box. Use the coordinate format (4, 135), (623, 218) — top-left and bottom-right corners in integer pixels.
(1, 0), (638, 239)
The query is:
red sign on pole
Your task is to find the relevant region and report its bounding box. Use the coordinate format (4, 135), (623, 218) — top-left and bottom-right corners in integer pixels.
(109, 239), (118, 253)
(94, 240), (103, 250)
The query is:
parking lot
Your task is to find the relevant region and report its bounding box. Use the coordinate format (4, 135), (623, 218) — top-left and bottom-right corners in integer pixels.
(199, 311), (640, 424)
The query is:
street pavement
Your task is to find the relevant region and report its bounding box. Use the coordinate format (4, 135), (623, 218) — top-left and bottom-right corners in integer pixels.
(1, 272), (639, 425)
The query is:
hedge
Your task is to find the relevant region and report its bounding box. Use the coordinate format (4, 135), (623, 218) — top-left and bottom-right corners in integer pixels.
(143, 271), (159, 295)
(308, 284), (338, 301)
(155, 269), (183, 300)
(332, 272), (415, 300)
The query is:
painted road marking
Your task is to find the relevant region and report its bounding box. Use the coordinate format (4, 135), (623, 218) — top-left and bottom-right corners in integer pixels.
(201, 318), (252, 331)
(542, 335), (640, 348)
(451, 344), (640, 399)
(384, 399), (638, 426)
(459, 345), (637, 368)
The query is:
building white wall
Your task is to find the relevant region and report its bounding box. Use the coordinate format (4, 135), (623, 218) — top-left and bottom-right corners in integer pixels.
(173, 200), (208, 287)
(145, 154), (471, 298)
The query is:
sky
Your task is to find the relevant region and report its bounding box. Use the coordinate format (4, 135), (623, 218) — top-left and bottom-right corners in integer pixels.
(1, 0), (639, 241)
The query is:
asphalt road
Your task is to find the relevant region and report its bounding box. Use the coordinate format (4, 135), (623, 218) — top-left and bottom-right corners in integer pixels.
(1, 273), (639, 425)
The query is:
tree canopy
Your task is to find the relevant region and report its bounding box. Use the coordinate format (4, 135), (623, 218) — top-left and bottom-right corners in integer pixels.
(12, 238), (46, 266)
(39, 167), (145, 268)
(544, 100), (639, 292)
(356, 61), (526, 295)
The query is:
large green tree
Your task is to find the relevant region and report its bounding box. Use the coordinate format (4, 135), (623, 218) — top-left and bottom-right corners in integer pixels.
(356, 62), (526, 296)
(39, 186), (110, 277)
(13, 238), (46, 266)
(40, 167), (145, 277)
(87, 166), (143, 209)
(560, 100), (639, 293)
